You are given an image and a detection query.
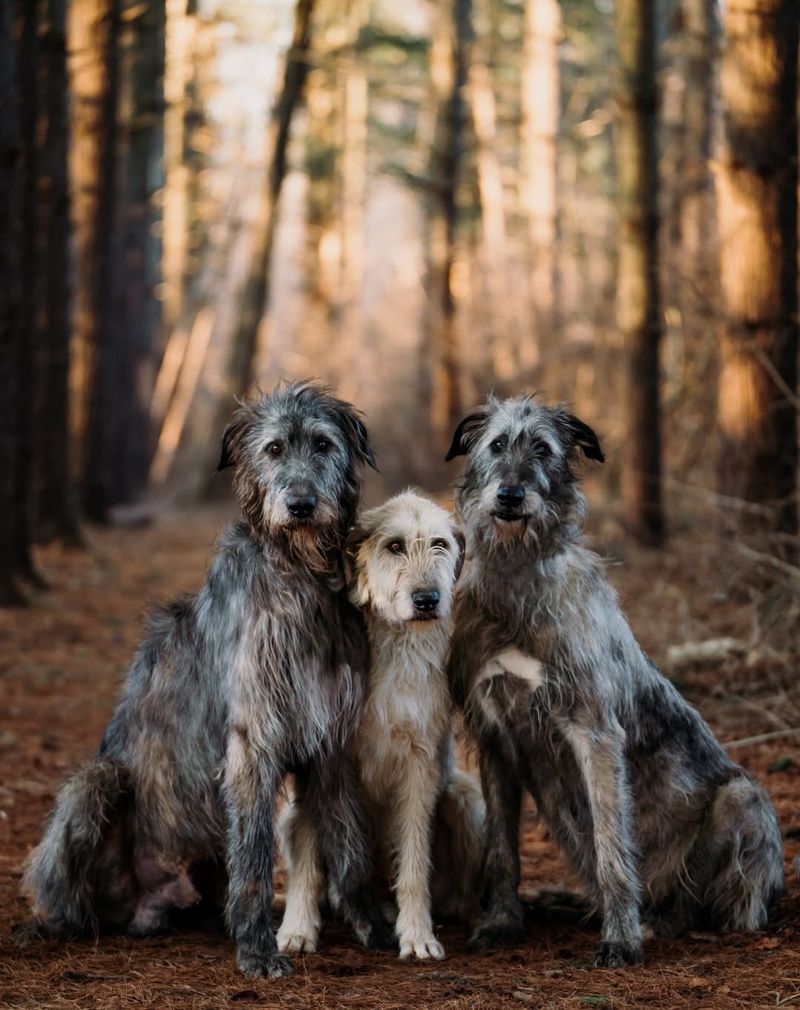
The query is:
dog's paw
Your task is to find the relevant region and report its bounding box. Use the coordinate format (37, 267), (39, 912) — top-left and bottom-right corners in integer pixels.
(236, 949), (294, 979)
(277, 925), (319, 954)
(468, 914), (525, 951)
(592, 939), (643, 968)
(399, 933), (446, 961)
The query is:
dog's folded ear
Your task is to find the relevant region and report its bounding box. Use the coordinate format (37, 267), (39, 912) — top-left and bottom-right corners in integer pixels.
(445, 408), (489, 461)
(217, 411), (248, 471)
(336, 403), (378, 471)
(343, 521), (370, 603)
(563, 413), (605, 463)
(453, 527), (467, 581)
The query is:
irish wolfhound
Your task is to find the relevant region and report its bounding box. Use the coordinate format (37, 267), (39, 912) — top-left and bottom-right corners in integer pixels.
(23, 382), (394, 978)
(279, 491), (486, 960)
(445, 394), (784, 967)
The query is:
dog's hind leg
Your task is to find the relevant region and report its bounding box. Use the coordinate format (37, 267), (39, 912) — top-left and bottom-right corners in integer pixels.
(433, 768), (486, 923)
(702, 776), (784, 931)
(277, 794), (323, 954)
(469, 741), (525, 950)
(557, 716), (643, 967)
(22, 759), (133, 937)
(300, 754), (396, 951)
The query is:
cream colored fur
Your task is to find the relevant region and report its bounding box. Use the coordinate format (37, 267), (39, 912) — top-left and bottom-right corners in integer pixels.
(279, 491), (485, 961)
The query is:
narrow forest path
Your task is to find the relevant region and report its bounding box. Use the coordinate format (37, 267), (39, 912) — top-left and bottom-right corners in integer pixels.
(1, 508), (798, 1010)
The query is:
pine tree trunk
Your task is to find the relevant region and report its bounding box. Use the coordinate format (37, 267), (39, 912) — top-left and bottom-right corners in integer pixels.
(36, 0), (80, 542)
(225, 0), (315, 400)
(521, 0), (560, 368)
(425, 0), (470, 452)
(117, 0), (165, 502)
(0, 0), (28, 602)
(715, 0), (799, 538)
(69, 0), (123, 522)
(615, 0), (664, 546)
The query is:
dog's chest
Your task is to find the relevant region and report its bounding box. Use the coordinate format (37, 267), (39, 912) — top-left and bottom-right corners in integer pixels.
(472, 645), (551, 729)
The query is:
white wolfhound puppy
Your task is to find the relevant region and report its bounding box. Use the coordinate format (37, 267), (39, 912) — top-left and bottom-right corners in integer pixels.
(278, 491), (486, 960)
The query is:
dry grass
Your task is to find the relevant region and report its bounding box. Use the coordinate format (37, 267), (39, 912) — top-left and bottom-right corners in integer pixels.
(1, 505), (798, 1010)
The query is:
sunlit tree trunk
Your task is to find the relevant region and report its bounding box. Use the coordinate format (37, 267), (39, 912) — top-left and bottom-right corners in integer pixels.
(715, 0), (798, 537)
(69, 0), (123, 522)
(0, 0), (29, 602)
(36, 0), (80, 542)
(337, 0), (368, 400)
(470, 0), (515, 382)
(425, 0), (469, 451)
(615, 0), (663, 546)
(520, 0), (560, 371)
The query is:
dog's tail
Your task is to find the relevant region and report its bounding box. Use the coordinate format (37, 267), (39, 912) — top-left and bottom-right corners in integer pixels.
(433, 768), (487, 921)
(22, 758), (132, 937)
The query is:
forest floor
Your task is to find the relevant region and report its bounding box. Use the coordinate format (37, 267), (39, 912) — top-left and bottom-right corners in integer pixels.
(1, 505), (799, 1010)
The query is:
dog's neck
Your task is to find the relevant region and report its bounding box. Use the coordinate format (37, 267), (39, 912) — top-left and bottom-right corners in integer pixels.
(470, 518), (583, 567)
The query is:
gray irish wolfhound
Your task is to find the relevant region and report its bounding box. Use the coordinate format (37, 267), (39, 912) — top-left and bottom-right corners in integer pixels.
(23, 382), (393, 978)
(445, 393), (784, 967)
(279, 491), (486, 960)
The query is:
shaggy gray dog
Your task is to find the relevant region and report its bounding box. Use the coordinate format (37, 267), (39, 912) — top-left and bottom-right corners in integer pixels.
(23, 382), (393, 978)
(445, 393), (784, 968)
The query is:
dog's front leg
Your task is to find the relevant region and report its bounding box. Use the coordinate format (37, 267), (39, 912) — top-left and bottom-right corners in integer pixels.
(277, 793), (323, 954)
(300, 755), (396, 951)
(390, 760), (444, 960)
(223, 730), (291, 979)
(469, 740), (525, 950)
(558, 714), (643, 967)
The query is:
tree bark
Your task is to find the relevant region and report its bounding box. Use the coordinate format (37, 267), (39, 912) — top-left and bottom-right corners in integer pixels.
(0, 0), (29, 602)
(521, 0), (560, 368)
(715, 0), (799, 538)
(425, 0), (470, 452)
(69, 0), (123, 523)
(117, 0), (166, 502)
(615, 0), (664, 546)
(226, 0), (315, 401)
(36, 0), (80, 542)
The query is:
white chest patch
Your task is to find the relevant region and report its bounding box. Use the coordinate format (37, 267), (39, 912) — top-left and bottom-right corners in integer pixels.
(476, 648), (545, 691)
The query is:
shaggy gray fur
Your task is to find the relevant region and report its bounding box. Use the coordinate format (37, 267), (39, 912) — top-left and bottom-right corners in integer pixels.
(23, 382), (393, 978)
(445, 393), (784, 967)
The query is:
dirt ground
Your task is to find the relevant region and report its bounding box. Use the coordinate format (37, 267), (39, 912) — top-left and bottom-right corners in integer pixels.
(1, 506), (798, 1010)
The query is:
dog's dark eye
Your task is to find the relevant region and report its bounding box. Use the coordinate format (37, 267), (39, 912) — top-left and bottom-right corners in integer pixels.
(386, 540), (405, 555)
(266, 441), (283, 457)
(490, 438), (506, 455)
(431, 538), (448, 551)
(315, 438), (331, 453)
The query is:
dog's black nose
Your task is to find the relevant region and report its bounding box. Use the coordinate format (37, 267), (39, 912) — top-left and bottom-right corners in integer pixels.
(497, 485), (525, 507)
(286, 495), (318, 519)
(412, 590), (440, 613)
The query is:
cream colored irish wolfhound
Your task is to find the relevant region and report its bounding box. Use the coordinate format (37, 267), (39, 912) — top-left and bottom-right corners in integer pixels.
(278, 491), (486, 960)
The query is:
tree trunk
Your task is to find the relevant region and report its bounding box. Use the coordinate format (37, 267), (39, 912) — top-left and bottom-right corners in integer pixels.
(13, 0), (42, 582)
(521, 0), (560, 369)
(225, 0), (315, 401)
(715, 0), (799, 538)
(0, 0), (28, 602)
(36, 0), (80, 543)
(117, 0), (166, 502)
(615, 0), (663, 546)
(69, 0), (123, 523)
(337, 0), (368, 401)
(425, 0), (470, 452)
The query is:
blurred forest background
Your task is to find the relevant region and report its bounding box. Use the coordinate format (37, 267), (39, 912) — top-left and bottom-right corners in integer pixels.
(0, 0), (798, 608)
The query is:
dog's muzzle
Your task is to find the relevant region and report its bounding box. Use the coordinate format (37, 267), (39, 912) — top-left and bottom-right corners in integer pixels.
(286, 494), (318, 520)
(492, 485), (527, 522)
(411, 589), (440, 620)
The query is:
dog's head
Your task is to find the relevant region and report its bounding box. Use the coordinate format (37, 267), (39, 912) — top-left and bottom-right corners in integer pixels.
(217, 382), (376, 568)
(445, 394), (603, 553)
(345, 491), (465, 625)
